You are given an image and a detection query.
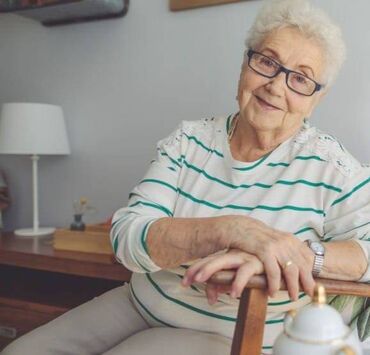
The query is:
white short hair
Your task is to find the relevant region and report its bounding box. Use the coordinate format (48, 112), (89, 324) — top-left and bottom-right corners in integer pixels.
(245, 0), (346, 87)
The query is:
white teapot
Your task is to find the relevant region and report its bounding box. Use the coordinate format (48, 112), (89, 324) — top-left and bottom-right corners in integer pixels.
(273, 284), (362, 355)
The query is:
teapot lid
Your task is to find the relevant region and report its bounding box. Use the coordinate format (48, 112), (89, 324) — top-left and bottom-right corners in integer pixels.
(286, 284), (350, 342)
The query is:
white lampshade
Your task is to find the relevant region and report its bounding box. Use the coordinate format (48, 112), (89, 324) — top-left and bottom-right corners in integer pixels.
(0, 103), (70, 155)
(0, 102), (70, 238)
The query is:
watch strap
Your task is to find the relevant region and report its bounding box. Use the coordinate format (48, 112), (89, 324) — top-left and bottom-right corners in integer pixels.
(305, 240), (325, 277)
(312, 253), (324, 277)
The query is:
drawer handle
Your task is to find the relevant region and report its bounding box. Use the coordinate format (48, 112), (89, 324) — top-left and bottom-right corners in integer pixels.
(0, 326), (17, 339)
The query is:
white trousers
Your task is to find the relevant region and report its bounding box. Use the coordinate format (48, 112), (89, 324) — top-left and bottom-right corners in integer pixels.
(2, 284), (232, 355)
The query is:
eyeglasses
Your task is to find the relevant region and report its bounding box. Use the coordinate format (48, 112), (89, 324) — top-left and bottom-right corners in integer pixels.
(246, 49), (324, 96)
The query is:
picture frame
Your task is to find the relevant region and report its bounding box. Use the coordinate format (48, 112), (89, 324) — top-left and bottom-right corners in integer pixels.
(170, 0), (249, 11)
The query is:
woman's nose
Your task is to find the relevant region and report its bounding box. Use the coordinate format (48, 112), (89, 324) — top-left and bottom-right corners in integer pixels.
(264, 72), (287, 96)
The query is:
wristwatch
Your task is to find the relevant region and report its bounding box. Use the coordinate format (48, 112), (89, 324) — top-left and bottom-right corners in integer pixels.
(304, 240), (325, 277)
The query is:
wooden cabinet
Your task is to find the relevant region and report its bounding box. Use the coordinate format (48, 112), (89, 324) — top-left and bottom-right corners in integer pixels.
(0, 232), (132, 350)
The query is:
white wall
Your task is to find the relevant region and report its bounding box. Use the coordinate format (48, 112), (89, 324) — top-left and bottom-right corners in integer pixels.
(0, 0), (369, 230)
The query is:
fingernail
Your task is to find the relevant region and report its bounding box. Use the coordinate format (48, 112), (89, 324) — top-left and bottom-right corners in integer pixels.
(230, 291), (236, 299)
(182, 276), (188, 286)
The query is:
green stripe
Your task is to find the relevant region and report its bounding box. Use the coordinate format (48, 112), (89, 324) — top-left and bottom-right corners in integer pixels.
(330, 221), (370, 237)
(113, 237), (119, 254)
(183, 159), (340, 192)
(158, 149), (182, 168)
(132, 253), (151, 273)
(128, 192), (141, 200)
(129, 201), (173, 217)
(111, 214), (133, 254)
(183, 133), (224, 158)
(275, 179), (341, 192)
(146, 273), (236, 322)
(268, 162), (290, 167)
(268, 293), (306, 306)
(138, 178), (325, 216)
(141, 178), (177, 193)
(268, 155), (326, 168)
(331, 176), (370, 206)
(294, 227), (315, 235)
(323, 236), (334, 242)
(266, 318), (285, 324)
(233, 153), (270, 171)
(175, 274), (200, 293)
(141, 220), (152, 256)
(183, 160), (268, 189)
(262, 346), (274, 349)
(130, 284), (175, 327)
(178, 188), (325, 215)
(226, 114), (232, 134)
(295, 155), (326, 161)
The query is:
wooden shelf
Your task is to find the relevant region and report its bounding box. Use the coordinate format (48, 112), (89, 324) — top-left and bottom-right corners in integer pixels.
(0, 0), (129, 26)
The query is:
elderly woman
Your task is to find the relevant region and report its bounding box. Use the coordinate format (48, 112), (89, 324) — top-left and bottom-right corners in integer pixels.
(4, 0), (370, 354)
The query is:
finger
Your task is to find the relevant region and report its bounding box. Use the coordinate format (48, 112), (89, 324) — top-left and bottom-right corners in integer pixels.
(282, 263), (300, 301)
(263, 258), (281, 297)
(298, 267), (316, 297)
(298, 248), (316, 297)
(192, 253), (245, 283)
(183, 257), (214, 286)
(205, 284), (218, 305)
(230, 262), (257, 298)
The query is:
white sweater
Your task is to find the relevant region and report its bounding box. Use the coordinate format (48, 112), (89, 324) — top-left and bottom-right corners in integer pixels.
(111, 115), (370, 353)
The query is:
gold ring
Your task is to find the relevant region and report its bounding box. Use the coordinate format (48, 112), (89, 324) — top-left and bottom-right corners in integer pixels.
(283, 260), (293, 270)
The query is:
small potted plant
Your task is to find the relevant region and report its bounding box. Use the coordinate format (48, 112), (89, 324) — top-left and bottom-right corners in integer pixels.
(70, 197), (95, 231)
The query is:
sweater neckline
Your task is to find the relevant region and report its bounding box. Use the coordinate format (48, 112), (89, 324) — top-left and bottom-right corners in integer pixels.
(220, 114), (308, 174)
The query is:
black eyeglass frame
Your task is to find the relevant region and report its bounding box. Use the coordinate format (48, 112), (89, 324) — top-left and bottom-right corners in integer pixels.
(246, 49), (324, 97)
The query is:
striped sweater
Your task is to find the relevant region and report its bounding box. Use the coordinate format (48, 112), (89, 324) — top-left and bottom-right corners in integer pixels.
(111, 115), (370, 353)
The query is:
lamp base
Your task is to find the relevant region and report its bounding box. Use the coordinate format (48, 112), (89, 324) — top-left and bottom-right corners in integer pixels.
(15, 227), (55, 237)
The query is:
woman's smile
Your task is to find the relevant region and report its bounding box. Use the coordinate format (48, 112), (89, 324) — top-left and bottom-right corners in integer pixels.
(254, 95), (282, 111)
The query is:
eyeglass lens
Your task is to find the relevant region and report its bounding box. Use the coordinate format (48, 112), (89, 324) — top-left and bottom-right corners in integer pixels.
(249, 52), (317, 96)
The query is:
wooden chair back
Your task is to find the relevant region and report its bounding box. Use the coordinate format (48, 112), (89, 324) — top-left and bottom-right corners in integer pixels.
(209, 271), (370, 355)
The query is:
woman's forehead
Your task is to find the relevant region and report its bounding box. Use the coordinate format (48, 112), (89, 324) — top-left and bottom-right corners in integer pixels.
(255, 27), (325, 78)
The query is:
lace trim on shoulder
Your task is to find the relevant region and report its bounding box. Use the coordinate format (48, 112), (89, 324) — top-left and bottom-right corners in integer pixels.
(159, 117), (219, 150)
(293, 122), (361, 176)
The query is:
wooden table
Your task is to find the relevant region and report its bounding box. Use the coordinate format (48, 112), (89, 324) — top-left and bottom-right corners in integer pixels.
(0, 232), (132, 350)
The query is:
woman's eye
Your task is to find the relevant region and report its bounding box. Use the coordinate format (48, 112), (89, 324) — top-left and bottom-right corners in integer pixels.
(260, 58), (274, 67)
(294, 74), (308, 84)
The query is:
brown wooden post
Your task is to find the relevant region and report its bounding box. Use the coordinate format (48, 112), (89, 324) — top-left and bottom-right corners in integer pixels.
(231, 287), (268, 355)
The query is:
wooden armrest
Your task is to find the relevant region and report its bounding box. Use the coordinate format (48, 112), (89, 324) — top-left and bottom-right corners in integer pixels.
(209, 270), (370, 297)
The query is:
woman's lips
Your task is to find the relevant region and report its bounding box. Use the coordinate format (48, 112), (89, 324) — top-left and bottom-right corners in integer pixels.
(255, 96), (281, 111)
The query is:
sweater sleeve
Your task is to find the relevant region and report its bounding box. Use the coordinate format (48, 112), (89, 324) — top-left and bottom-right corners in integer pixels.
(110, 123), (187, 273)
(323, 167), (370, 282)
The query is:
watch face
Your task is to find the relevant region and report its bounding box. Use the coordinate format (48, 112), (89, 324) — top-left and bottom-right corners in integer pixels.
(310, 241), (325, 255)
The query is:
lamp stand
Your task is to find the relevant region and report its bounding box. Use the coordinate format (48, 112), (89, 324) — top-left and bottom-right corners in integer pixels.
(15, 154), (55, 238)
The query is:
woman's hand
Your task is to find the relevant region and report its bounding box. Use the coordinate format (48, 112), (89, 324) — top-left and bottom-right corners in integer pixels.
(219, 215), (315, 299)
(182, 249), (264, 305)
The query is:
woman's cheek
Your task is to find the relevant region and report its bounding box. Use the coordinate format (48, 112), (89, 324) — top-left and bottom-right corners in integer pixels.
(238, 90), (253, 112)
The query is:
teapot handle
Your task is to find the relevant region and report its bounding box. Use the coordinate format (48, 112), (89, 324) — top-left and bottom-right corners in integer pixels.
(335, 345), (357, 355)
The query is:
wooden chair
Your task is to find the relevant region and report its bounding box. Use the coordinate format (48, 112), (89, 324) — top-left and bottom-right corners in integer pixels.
(209, 271), (370, 355)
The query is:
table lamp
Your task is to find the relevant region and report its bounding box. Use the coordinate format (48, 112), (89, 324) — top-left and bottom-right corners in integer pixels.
(0, 103), (70, 237)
